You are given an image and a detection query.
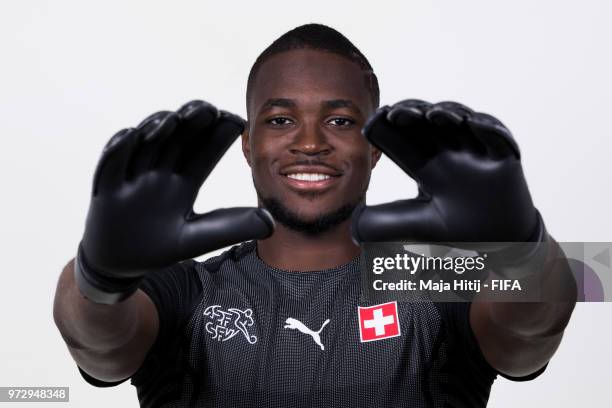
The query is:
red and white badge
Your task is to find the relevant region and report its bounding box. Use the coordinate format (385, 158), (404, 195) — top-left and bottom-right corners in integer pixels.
(358, 301), (401, 342)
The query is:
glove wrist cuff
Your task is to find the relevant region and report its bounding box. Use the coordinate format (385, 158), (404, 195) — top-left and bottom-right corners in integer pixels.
(74, 244), (142, 305)
(488, 210), (549, 279)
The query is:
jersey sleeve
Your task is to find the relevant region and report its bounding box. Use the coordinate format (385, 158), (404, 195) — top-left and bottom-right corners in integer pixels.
(77, 260), (202, 388)
(435, 302), (547, 382)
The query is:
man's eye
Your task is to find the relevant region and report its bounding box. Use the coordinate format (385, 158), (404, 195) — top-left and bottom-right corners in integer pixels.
(268, 117), (293, 126)
(328, 117), (354, 127)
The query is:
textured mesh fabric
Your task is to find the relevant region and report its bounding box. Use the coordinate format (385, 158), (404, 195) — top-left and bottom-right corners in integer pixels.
(78, 241), (545, 407)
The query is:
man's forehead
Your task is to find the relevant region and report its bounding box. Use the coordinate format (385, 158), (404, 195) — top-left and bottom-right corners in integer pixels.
(250, 49), (371, 114)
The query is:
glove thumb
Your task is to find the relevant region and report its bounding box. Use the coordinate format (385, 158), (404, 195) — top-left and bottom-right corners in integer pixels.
(179, 207), (274, 258)
(351, 200), (442, 243)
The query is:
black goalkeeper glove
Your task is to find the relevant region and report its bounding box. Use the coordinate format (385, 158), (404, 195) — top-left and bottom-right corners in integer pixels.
(76, 100), (274, 304)
(352, 100), (546, 275)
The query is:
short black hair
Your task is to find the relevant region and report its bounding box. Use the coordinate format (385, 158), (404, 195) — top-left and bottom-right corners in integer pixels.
(246, 23), (380, 117)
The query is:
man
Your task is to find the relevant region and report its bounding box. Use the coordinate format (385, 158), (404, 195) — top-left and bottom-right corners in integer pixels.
(54, 24), (576, 407)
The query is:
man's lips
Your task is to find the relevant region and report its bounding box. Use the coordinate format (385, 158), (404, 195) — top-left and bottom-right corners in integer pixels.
(279, 164), (342, 192)
(280, 164), (342, 177)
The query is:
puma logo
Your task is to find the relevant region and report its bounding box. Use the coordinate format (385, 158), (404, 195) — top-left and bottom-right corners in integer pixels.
(284, 317), (330, 351)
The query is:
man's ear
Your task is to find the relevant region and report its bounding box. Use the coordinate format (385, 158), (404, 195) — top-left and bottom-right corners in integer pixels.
(241, 124), (252, 167)
(371, 146), (382, 169)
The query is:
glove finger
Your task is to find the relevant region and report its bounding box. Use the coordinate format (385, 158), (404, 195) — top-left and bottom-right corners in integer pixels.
(93, 128), (138, 195)
(428, 100), (474, 115)
(351, 200), (443, 243)
(425, 101), (487, 155)
(177, 110), (245, 184)
(385, 99), (431, 128)
(466, 112), (520, 160)
(390, 99), (432, 115)
(179, 207), (274, 259)
(364, 104), (436, 181)
(156, 100), (219, 171)
(387, 104), (423, 127)
(127, 111), (179, 176)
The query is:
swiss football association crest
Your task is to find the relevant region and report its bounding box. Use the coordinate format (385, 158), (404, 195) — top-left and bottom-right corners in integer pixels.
(358, 301), (401, 342)
(203, 305), (257, 344)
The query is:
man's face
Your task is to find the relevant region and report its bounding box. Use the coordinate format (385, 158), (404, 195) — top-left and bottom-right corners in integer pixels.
(243, 48), (381, 233)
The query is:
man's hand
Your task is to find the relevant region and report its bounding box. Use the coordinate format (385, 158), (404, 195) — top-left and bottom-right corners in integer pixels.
(76, 100), (274, 304)
(352, 100), (577, 378)
(352, 99), (544, 248)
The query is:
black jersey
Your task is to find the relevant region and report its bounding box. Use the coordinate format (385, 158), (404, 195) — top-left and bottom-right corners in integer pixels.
(79, 241), (545, 407)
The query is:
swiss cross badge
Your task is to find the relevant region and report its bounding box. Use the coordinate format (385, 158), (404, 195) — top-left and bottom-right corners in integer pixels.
(358, 301), (401, 342)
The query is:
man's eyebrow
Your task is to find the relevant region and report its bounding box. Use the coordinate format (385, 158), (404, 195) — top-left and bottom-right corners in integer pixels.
(259, 98), (296, 113)
(323, 99), (353, 109)
(323, 99), (363, 116)
(257, 98), (364, 116)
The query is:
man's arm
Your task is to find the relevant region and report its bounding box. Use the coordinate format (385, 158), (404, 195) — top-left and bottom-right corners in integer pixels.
(351, 100), (578, 378)
(53, 259), (159, 382)
(470, 237), (577, 378)
(55, 101), (273, 383)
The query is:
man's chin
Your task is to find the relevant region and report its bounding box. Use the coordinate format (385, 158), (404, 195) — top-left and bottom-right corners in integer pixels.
(259, 195), (359, 235)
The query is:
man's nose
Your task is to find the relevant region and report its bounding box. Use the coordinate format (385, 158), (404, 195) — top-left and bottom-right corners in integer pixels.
(289, 123), (332, 157)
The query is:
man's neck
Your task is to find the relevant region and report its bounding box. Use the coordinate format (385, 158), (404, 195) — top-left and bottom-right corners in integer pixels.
(256, 219), (361, 272)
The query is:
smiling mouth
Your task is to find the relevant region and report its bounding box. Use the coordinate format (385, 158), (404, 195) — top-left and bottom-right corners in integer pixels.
(282, 172), (340, 192)
(286, 173), (332, 181)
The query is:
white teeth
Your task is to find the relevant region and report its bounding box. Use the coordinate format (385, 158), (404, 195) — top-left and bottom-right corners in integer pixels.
(287, 173), (332, 181)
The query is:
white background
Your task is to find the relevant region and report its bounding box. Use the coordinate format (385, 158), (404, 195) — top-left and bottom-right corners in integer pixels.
(1, 0), (610, 406)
